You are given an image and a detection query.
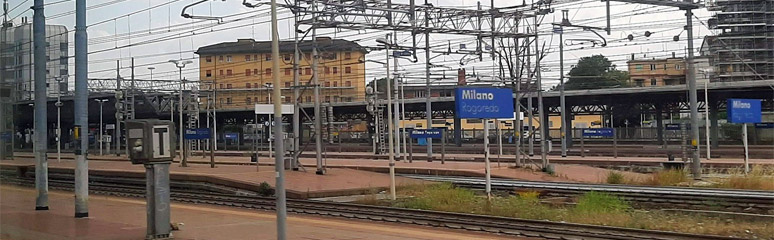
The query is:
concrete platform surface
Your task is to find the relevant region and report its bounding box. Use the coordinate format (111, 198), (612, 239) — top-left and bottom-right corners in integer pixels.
(0, 159), (423, 199)
(0, 185), (516, 240)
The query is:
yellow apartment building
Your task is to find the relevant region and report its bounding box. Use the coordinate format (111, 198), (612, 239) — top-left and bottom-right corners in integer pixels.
(627, 58), (686, 87)
(195, 37), (367, 110)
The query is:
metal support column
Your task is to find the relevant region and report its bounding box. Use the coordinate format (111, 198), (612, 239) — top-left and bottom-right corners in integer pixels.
(270, 0), (288, 238)
(33, 0), (49, 211)
(710, 102), (719, 148)
(424, 1), (433, 160)
(685, 9), (701, 179)
(312, 1), (324, 175)
(656, 103), (664, 145)
(144, 163), (172, 239)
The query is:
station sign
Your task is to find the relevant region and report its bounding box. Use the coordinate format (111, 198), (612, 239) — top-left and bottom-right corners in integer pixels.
(454, 87), (514, 119)
(727, 99), (761, 123)
(754, 123), (774, 129)
(184, 128), (211, 140)
(582, 128), (614, 137)
(0, 132), (11, 141)
(224, 133), (239, 140)
(665, 123), (690, 131)
(392, 50), (412, 57)
(410, 129), (443, 139)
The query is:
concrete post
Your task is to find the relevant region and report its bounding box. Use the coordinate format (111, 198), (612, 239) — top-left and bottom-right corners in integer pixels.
(32, 0), (49, 211)
(656, 103), (664, 145)
(454, 115), (462, 147)
(269, 0), (287, 237)
(710, 102), (719, 148)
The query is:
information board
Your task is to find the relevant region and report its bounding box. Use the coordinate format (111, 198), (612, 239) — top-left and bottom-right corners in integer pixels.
(582, 128), (614, 137)
(224, 133), (239, 140)
(727, 99), (761, 123)
(754, 123), (774, 129)
(454, 87), (514, 119)
(184, 128), (211, 140)
(410, 129), (443, 139)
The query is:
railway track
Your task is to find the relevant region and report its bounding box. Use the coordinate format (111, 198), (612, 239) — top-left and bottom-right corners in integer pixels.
(403, 175), (774, 214)
(1, 174), (749, 240)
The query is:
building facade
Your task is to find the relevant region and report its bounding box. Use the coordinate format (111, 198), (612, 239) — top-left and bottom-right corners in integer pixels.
(627, 57), (686, 87)
(195, 37), (367, 110)
(1, 18), (69, 100)
(704, 0), (773, 81)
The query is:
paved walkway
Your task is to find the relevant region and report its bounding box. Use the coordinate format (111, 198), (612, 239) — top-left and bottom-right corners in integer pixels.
(0, 185), (516, 240)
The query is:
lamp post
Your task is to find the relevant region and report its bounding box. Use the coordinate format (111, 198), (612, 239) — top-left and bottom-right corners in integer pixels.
(55, 77), (65, 162)
(94, 99), (108, 155)
(377, 35), (396, 200)
(169, 59), (193, 167)
(700, 68), (714, 160)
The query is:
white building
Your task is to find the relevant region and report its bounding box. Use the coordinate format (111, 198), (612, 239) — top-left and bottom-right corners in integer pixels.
(1, 17), (69, 100)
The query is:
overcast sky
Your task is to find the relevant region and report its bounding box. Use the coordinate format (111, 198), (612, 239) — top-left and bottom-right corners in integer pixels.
(6, 0), (714, 90)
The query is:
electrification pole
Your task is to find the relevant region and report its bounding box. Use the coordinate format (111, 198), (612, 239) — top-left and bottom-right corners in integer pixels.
(685, 9), (701, 179)
(33, 0), (49, 211)
(424, 0), (432, 160)
(558, 11), (568, 158)
(312, 0), (324, 175)
(535, 15), (548, 169)
(270, 0), (288, 238)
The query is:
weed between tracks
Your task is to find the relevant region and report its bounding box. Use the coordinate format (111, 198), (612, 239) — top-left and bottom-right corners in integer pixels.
(367, 183), (774, 239)
(607, 166), (774, 191)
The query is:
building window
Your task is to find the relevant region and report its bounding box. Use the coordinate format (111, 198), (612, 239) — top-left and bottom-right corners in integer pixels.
(60, 43), (68, 51)
(675, 64), (681, 70)
(333, 67), (338, 74)
(285, 82), (290, 88)
(226, 98), (232, 104)
(253, 69), (258, 76)
(325, 67), (330, 74)
(219, 70), (224, 76)
(60, 69), (67, 75)
(226, 69), (232, 76)
(226, 55), (232, 62)
(649, 64), (656, 70)
(634, 79), (644, 87)
(245, 69), (251, 76)
(333, 81), (338, 87)
(334, 96), (339, 102)
(305, 68), (311, 75)
(285, 68), (291, 75)
(219, 98), (224, 105)
(218, 56), (224, 62)
(345, 67), (352, 74)
(246, 97), (251, 104)
(227, 84), (232, 89)
(265, 54), (271, 61)
(325, 96), (330, 102)
(254, 97), (259, 103)
(206, 56), (212, 62)
(206, 70), (212, 77)
(651, 79), (657, 86)
(344, 52), (351, 59)
(265, 68), (272, 76)
(265, 97), (269, 103)
(416, 91), (426, 98)
(345, 81), (351, 87)
(284, 54), (290, 61)
(253, 55), (258, 61)
(245, 55), (251, 61)
(219, 83), (224, 89)
(306, 96), (311, 102)
(60, 56), (67, 65)
(324, 82), (330, 87)
(246, 83), (251, 88)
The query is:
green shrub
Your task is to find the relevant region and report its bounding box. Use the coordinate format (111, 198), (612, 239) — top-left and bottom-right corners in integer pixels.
(606, 171), (626, 184)
(399, 183), (477, 213)
(256, 182), (274, 197)
(643, 169), (687, 186)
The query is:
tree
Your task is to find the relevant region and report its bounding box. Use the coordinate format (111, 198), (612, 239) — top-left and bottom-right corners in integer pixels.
(562, 55), (629, 90)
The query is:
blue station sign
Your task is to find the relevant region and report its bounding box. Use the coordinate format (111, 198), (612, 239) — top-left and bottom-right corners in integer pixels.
(184, 128), (211, 140)
(582, 128), (614, 137)
(454, 87), (514, 119)
(410, 129), (443, 139)
(727, 99), (761, 123)
(224, 133), (239, 140)
(665, 123), (690, 131)
(754, 123), (774, 129)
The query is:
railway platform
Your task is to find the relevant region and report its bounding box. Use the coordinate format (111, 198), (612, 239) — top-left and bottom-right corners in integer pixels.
(0, 185), (514, 240)
(0, 158), (423, 199)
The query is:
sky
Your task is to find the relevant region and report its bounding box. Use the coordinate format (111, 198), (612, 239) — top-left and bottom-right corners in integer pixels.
(5, 0), (716, 91)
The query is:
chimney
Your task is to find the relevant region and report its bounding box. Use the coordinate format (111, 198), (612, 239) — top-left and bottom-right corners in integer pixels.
(631, 53), (634, 60)
(672, 52), (676, 58)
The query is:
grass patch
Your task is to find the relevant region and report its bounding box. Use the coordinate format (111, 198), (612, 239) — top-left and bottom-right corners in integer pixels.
(642, 169), (688, 186)
(380, 184), (774, 238)
(605, 171), (626, 184)
(714, 166), (774, 191)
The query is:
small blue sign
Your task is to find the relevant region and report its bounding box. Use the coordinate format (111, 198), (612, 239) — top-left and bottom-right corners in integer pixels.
(727, 99), (761, 123)
(185, 128), (211, 140)
(754, 123), (774, 129)
(582, 128), (614, 137)
(410, 129), (443, 139)
(0, 132), (11, 141)
(454, 87), (514, 119)
(224, 133), (239, 140)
